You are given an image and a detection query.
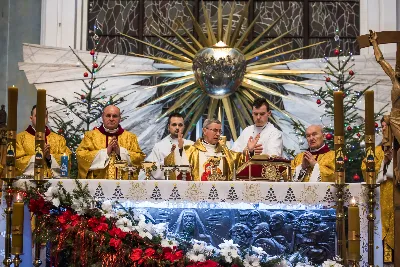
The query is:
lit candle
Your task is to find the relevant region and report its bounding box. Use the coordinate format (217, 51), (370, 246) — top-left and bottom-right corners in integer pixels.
(348, 197), (360, 261)
(36, 89), (47, 133)
(11, 192), (24, 254)
(61, 153), (68, 177)
(7, 86), (18, 131)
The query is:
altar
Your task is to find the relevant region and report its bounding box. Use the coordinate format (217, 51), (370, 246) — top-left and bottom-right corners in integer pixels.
(0, 180), (383, 267)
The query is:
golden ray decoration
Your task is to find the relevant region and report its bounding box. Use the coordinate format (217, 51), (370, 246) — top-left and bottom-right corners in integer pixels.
(119, 0), (324, 139)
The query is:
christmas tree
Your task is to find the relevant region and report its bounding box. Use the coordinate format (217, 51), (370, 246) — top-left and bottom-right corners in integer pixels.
(291, 33), (386, 182)
(48, 21), (129, 178)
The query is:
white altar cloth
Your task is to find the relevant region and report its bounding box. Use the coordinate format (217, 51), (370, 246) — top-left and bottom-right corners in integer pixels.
(1, 180), (383, 267)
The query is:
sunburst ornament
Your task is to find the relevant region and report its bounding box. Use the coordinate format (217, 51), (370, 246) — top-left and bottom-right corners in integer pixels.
(118, 0), (323, 139)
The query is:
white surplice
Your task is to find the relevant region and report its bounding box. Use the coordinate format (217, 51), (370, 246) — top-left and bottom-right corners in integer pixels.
(231, 122), (283, 156)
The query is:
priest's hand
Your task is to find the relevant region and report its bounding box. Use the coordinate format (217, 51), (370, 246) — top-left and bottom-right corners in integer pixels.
(247, 134), (261, 153)
(44, 144), (51, 160)
(113, 140), (120, 155)
(171, 144), (176, 152)
(178, 130), (184, 149)
(303, 151), (317, 167)
(107, 137), (117, 155)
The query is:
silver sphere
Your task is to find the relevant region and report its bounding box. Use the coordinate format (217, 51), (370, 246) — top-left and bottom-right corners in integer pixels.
(193, 42), (246, 99)
(360, 140), (365, 148)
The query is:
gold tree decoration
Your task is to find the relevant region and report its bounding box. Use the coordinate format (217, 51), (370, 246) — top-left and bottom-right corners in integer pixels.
(117, 0), (323, 139)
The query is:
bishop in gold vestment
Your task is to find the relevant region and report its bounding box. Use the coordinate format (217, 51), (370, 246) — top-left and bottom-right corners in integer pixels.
(76, 105), (145, 179)
(165, 119), (258, 181)
(16, 106), (71, 177)
(291, 125), (335, 182)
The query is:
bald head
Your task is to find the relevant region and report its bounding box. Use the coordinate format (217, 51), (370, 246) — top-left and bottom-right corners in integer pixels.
(102, 105), (121, 130)
(305, 125), (325, 150)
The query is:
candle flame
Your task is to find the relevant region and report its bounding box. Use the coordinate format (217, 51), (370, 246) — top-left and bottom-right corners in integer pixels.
(350, 197), (357, 206)
(16, 192), (24, 202)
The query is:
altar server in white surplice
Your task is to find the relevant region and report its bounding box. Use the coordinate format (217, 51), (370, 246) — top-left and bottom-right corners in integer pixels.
(231, 98), (283, 157)
(146, 113), (194, 179)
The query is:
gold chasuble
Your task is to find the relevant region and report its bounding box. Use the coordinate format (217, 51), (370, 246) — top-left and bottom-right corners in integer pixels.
(164, 138), (247, 181)
(76, 125), (145, 179)
(15, 126), (71, 177)
(291, 144), (335, 182)
(361, 145), (394, 256)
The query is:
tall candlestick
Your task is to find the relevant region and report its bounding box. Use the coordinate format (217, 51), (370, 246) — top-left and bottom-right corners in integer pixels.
(364, 91), (374, 136)
(34, 89), (46, 180)
(348, 197), (360, 262)
(11, 193), (24, 254)
(364, 90), (376, 184)
(333, 91), (344, 137)
(6, 87), (18, 179)
(333, 91), (345, 184)
(36, 89), (46, 133)
(7, 87), (18, 131)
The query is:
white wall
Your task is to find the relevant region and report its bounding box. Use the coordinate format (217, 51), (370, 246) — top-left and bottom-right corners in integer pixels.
(40, 0), (87, 49)
(360, 0), (398, 55)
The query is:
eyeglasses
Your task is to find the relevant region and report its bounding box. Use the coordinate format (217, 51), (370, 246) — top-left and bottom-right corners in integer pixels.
(170, 123), (184, 127)
(207, 128), (223, 134)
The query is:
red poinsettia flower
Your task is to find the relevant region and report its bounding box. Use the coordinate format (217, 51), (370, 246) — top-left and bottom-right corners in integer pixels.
(108, 226), (127, 239)
(130, 248), (144, 264)
(109, 238), (122, 249)
(187, 260), (219, 267)
(28, 197), (50, 215)
(58, 210), (81, 230)
(162, 247), (184, 262)
(130, 247), (157, 265)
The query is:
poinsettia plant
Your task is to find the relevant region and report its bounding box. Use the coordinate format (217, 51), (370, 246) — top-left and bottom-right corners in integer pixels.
(17, 180), (343, 267)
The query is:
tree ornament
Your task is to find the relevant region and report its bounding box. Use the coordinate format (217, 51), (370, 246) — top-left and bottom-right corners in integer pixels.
(344, 156), (348, 162)
(93, 62), (98, 68)
(349, 70), (354, 76)
(80, 94), (85, 100)
(325, 77), (331, 82)
(90, 49), (95, 56)
(334, 49), (340, 56)
(353, 173), (360, 181)
(83, 72), (89, 77)
(316, 99), (321, 104)
(360, 141), (365, 148)
(58, 129), (63, 134)
(347, 125), (352, 131)
(299, 139), (305, 145)
(356, 133), (361, 138)
(374, 122), (379, 128)
(76, 62), (80, 67)
(325, 133), (333, 140)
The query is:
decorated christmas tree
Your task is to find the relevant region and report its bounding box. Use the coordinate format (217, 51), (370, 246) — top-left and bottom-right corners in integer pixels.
(291, 33), (386, 182)
(49, 21), (129, 178)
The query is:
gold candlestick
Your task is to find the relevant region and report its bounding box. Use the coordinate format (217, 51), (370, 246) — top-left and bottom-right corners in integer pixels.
(30, 179), (48, 267)
(34, 89), (46, 181)
(2, 86), (19, 266)
(333, 91), (346, 264)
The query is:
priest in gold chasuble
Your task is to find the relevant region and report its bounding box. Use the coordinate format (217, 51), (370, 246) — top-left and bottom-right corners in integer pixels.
(165, 119), (259, 181)
(15, 105), (71, 177)
(76, 105), (145, 179)
(291, 125), (335, 182)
